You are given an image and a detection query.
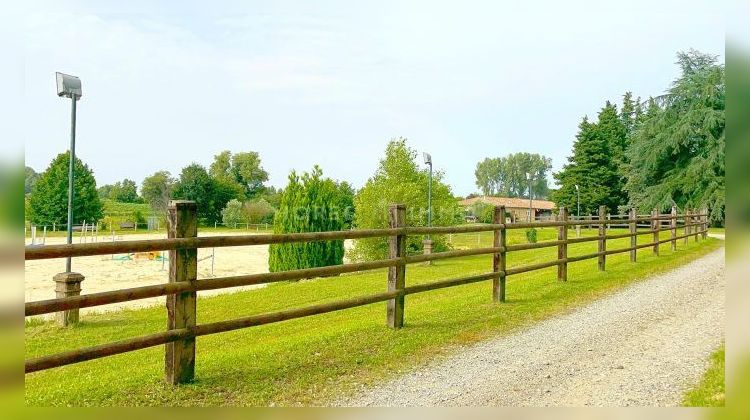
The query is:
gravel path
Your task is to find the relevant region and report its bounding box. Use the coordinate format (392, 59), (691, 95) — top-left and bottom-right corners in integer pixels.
(338, 247), (725, 407)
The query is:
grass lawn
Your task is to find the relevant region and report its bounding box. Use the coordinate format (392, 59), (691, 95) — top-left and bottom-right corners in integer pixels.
(24, 228), (722, 406)
(683, 345), (725, 407)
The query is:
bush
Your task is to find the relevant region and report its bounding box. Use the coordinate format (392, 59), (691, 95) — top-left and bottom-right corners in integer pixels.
(268, 166), (349, 273)
(525, 228), (537, 243)
(245, 198), (275, 224)
(221, 199), (246, 227)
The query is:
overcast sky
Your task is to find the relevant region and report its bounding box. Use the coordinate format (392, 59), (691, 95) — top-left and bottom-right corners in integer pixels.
(21, 1), (724, 196)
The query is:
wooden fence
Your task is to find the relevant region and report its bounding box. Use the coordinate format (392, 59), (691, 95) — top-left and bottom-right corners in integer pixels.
(24, 201), (710, 384)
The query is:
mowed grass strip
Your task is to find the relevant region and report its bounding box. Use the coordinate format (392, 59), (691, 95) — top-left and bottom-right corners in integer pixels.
(683, 345), (725, 407)
(24, 228), (721, 406)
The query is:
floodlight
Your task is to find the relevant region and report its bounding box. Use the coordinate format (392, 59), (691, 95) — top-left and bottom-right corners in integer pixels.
(56, 72), (82, 99)
(423, 152), (432, 165)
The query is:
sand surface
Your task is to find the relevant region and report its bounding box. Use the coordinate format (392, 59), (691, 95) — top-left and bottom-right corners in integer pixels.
(25, 231), (352, 316)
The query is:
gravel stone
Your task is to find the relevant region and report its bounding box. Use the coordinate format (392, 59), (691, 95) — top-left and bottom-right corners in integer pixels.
(335, 247), (725, 407)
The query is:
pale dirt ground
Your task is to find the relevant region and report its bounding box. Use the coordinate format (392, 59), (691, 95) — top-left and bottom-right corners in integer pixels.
(25, 231), (353, 316)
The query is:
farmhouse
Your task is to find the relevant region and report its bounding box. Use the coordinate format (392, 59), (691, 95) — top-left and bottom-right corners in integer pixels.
(458, 196), (556, 222)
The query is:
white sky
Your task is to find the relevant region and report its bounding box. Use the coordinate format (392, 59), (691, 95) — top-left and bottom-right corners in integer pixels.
(20, 0), (724, 196)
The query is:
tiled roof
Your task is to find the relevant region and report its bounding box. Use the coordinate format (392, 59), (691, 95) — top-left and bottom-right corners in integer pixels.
(458, 196), (556, 210)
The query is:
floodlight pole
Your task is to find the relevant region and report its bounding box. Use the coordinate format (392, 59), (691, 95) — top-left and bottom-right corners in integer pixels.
(575, 184), (580, 218)
(65, 94), (77, 272)
(427, 160), (432, 239)
(527, 173), (533, 222)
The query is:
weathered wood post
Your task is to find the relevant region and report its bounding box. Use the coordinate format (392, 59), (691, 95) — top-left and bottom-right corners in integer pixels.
(598, 205), (606, 271)
(652, 208), (659, 256)
(684, 208), (690, 245)
(493, 205), (506, 302)
(629, 208), (637, 262)
(165, 200), (198, 385)
(557, 207), (567, 282)
(387, 204), (406, 329)
(669, 206), (677, 251)
(702, 207), (708, 239)
(690, 209), (701, 242)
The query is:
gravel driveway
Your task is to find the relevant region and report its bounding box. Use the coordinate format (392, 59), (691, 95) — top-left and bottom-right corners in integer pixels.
(338, 247), (725, 407)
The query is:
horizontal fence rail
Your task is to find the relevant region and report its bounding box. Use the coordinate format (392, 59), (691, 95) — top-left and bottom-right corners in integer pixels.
(24, 201), (711, 382)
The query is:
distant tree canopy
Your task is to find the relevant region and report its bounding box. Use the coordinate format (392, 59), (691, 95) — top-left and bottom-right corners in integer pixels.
(351, 138), (459, 261)
(25, 166), (39, 195)
(100, 178), (141, 203)
(209, 150), (269, 199)
(474, 152), (552, 199)
(28, 152), (103, 225)
(141, 170), (175, 216)
(268, 166), (352, 272)
(172, 163), (234, 224)
(552, 99), (632, 216)
(221, 199), (246, 227)
(624, 50), (725, 222)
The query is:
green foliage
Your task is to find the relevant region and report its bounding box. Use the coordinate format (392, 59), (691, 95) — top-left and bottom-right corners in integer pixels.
(552, 100), (629, 215)
(140, 171), (175, 215)
(109, 178), (140, 203)
(474, 153), (552, 198)
(468, 201), (495, 223)
(27, 152), (103, 225)
(525, 228), (537, 243)
(268, 166), (349, 272)
(210, 150), (269, 199)
(624, 50), (725, 223)
(99, 199), (154, 229)
(24, 166), (39, 195)
(351, 138), (459, 261)
(172, 163), (239, 224)
(221, 199), (246, 227)
(245, 198), (275, 224)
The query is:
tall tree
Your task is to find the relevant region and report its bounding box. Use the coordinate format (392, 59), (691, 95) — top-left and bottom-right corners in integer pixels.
(624, 50), (725, 222)
(232, 151), (269, 198)
(268, 166), (348, 272)
(351, 138), (459, 261)
(110, 178), (140, 203)
(141, 171), (175, 215)
(552, 100), (629, 215)
(172, 164), (217, 223)
(25, 166), (39, 195)
(28, 152), (103, 225)
(473, 153), (552, 198)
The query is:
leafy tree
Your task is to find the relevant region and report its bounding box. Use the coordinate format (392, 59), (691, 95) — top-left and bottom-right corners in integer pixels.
(97, 184), (114, 199)
(172, 164), (218, 223)
(268, 166), (348, 272)
(141, 171), (175, 215)
(209, 150), (269, 199)
(28, 152), (103, 225)
(624, 50), (725, 222)
(245, 198), (275, 224)
(25, 166), (39, 195)
(552, 101), (629, 215)
(351, 138), (459, 261)
(474, 153), (552, 198)
(110, 178), (140, 203)
(221, 199), (246, 227)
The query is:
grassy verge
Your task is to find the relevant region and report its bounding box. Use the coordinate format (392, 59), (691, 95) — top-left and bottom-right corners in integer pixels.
(24, 230), (721, 406)
(683, 345), (725, 407)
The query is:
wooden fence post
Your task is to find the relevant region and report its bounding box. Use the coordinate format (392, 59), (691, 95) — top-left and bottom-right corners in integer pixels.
(165, 200), (198, 385)
(684, 208), (690, 245)
(690, 209), (701, 242)
(652, 208), (659, 256)
(629, 208), (637, 262)
(702, 207), (708, 239)
(493, 205), (506, 302)
(598, 205), (606, 271)
(387, 204), (406, 329)
(670, 205), (677, 251)
(557, 207), (567, 282)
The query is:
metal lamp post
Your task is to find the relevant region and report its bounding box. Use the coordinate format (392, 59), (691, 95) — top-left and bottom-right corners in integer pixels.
(526, 172), (533, 222)
(56, 72), (82, 272)
(423, 152), (433, 262)
(54, 72), (84, 326)
(575, 184), (580, 218)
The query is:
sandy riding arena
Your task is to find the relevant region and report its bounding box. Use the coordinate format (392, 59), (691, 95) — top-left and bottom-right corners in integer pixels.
(25, 231), (353, 316)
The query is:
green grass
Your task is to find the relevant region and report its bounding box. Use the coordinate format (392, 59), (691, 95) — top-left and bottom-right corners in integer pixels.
(24, 229), (721, 406)
(683, 345), (725, 407)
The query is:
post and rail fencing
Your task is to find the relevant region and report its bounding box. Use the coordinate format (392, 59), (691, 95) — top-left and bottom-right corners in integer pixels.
(24, 201), (710, 384)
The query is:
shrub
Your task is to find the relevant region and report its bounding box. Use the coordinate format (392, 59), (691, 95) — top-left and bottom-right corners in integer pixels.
(221, 199), (246, 227)
(525, 228), (537, 243)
